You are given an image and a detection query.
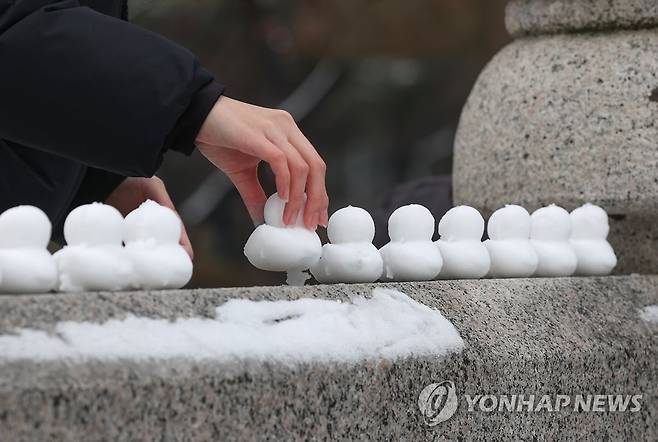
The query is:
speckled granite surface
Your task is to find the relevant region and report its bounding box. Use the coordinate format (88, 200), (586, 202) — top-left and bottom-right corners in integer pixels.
(506, 0), (658, 36)
(1, 276), (657, 441)
(453, 29), (658, 274)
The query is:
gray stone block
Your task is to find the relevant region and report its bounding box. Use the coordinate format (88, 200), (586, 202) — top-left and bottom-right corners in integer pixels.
(1, 276), (657, 441)
(453, 30), (658, 273)
(506, 0), (658, 36)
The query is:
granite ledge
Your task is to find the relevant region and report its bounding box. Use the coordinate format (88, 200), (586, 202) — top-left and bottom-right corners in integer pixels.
(0, 276), (657, 441)
(506, 0), (658, 37)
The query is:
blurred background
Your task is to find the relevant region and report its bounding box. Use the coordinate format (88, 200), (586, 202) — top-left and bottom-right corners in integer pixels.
(131, 0), (510, 287)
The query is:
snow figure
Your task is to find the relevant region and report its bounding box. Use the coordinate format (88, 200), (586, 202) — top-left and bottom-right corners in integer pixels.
(54, 203), (133, 292)
(530, 205), (578, 277)
(485, 205), (538, 278)
(435, 206), (490, 279)
(244, 194), (322, 286)
(124, 200), (193, 289)
(379, 204), (443, 281)
(0, 206), (57, 293)
(310, 206), (383, 283)
(569, 203), (617, 276)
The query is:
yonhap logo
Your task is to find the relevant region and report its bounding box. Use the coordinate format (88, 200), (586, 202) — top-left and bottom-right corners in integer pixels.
(418, 380), (459, 426)
(418, 380), (643, 427)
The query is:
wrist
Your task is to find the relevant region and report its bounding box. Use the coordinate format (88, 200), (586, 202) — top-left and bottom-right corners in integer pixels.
(165, 80), (225, 156)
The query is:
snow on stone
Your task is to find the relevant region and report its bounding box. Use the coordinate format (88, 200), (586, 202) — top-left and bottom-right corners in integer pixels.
(435, 205), (490, 279)
(243, 194), (322, 286)
(379, 204), (443, 281)
(123, 200), (193, 290)
(311, 206), (383, 284)
(639, 305), (658, 324)
(530, 204), (577, 277)
(569, 203), (617, 276)
(0, 289), (464, 363)
(54, 203), (133, 292)
(485, 204), (538, 278)
(0, 205), (58, 294)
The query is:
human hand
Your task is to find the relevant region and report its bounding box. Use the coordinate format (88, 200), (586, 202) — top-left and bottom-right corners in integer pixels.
(105, 176), (193, 259)
(196, 96), (329, 229)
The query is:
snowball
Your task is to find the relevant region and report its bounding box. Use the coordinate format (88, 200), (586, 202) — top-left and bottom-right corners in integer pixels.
(570, 203), (610, 239)
(436, 240), (490, 279)
(244, 194), (322, 284)
(487, 205), (531, 240)
(244, 224), (322, 272)
(531, 241), (577, 277)
(570, 240), (617, 276)
(485, 240), (538, 278)
(54, 245), (133, 292)
(311, 206), (381, 284)
(64, 203), (123, 246)
(0, 206), (51, 249)
(569, 203), (616, 276)
(123, 200), (181, 244)
(0, 249), (57, 293)
(388, 204), (435, 242)
(530, 205), (571, 241)
(379, 241), (442, 281)
(438, 206), (484, 241)
(529, 205), (577, 277)
(125, 242), (192, 290)
(311, 243), (383, 284)
(327, 206), (375, 244)
(264, 194), (305, 228)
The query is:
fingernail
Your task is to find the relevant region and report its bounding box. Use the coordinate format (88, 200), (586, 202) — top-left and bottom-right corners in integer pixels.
(310, 212), (320, 230)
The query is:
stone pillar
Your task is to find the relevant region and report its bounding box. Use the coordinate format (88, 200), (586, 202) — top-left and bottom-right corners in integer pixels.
(453, 0), (658, 274)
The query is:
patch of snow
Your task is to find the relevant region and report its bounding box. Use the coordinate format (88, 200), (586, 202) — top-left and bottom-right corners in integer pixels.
(530, 205), (577, 277)
(485, 205), (538, 278)
(436, 206), (490, 279)
(311, 206), (383, 284)
(379, 205), (443, 281)
(0, 206), (57, 293)
(569, 203), (617, 276)
(243, 194), (322, 285)
(639, 305), (658, 324)
(0, 289), (464, 363)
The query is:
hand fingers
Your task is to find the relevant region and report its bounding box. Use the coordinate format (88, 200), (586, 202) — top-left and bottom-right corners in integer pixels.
(287, 129), (329, 228)
(228, 167), (268, 225)
(145, 177), (195, 260)
(263, 121), (311, 227)
(281, 142), (309, 226)
(265, 134), (309, 226)
(256, 136), (291, 203)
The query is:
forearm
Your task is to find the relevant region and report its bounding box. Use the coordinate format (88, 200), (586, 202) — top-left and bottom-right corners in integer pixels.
(0, 1), (223, 176)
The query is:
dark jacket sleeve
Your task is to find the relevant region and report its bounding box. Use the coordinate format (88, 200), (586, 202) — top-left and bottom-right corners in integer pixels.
(0, 0), (224, 177)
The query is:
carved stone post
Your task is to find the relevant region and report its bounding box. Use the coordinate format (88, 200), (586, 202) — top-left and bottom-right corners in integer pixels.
(454, 0), (658, 274)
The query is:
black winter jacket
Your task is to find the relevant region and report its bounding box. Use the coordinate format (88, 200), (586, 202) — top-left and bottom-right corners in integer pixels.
(0, 0), (224, 237)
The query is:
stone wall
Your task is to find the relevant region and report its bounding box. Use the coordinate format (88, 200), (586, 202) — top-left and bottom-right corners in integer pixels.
(506, 0), (658, 36)
(1, 277), (657, 440)
(454, 0), (658, 274)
